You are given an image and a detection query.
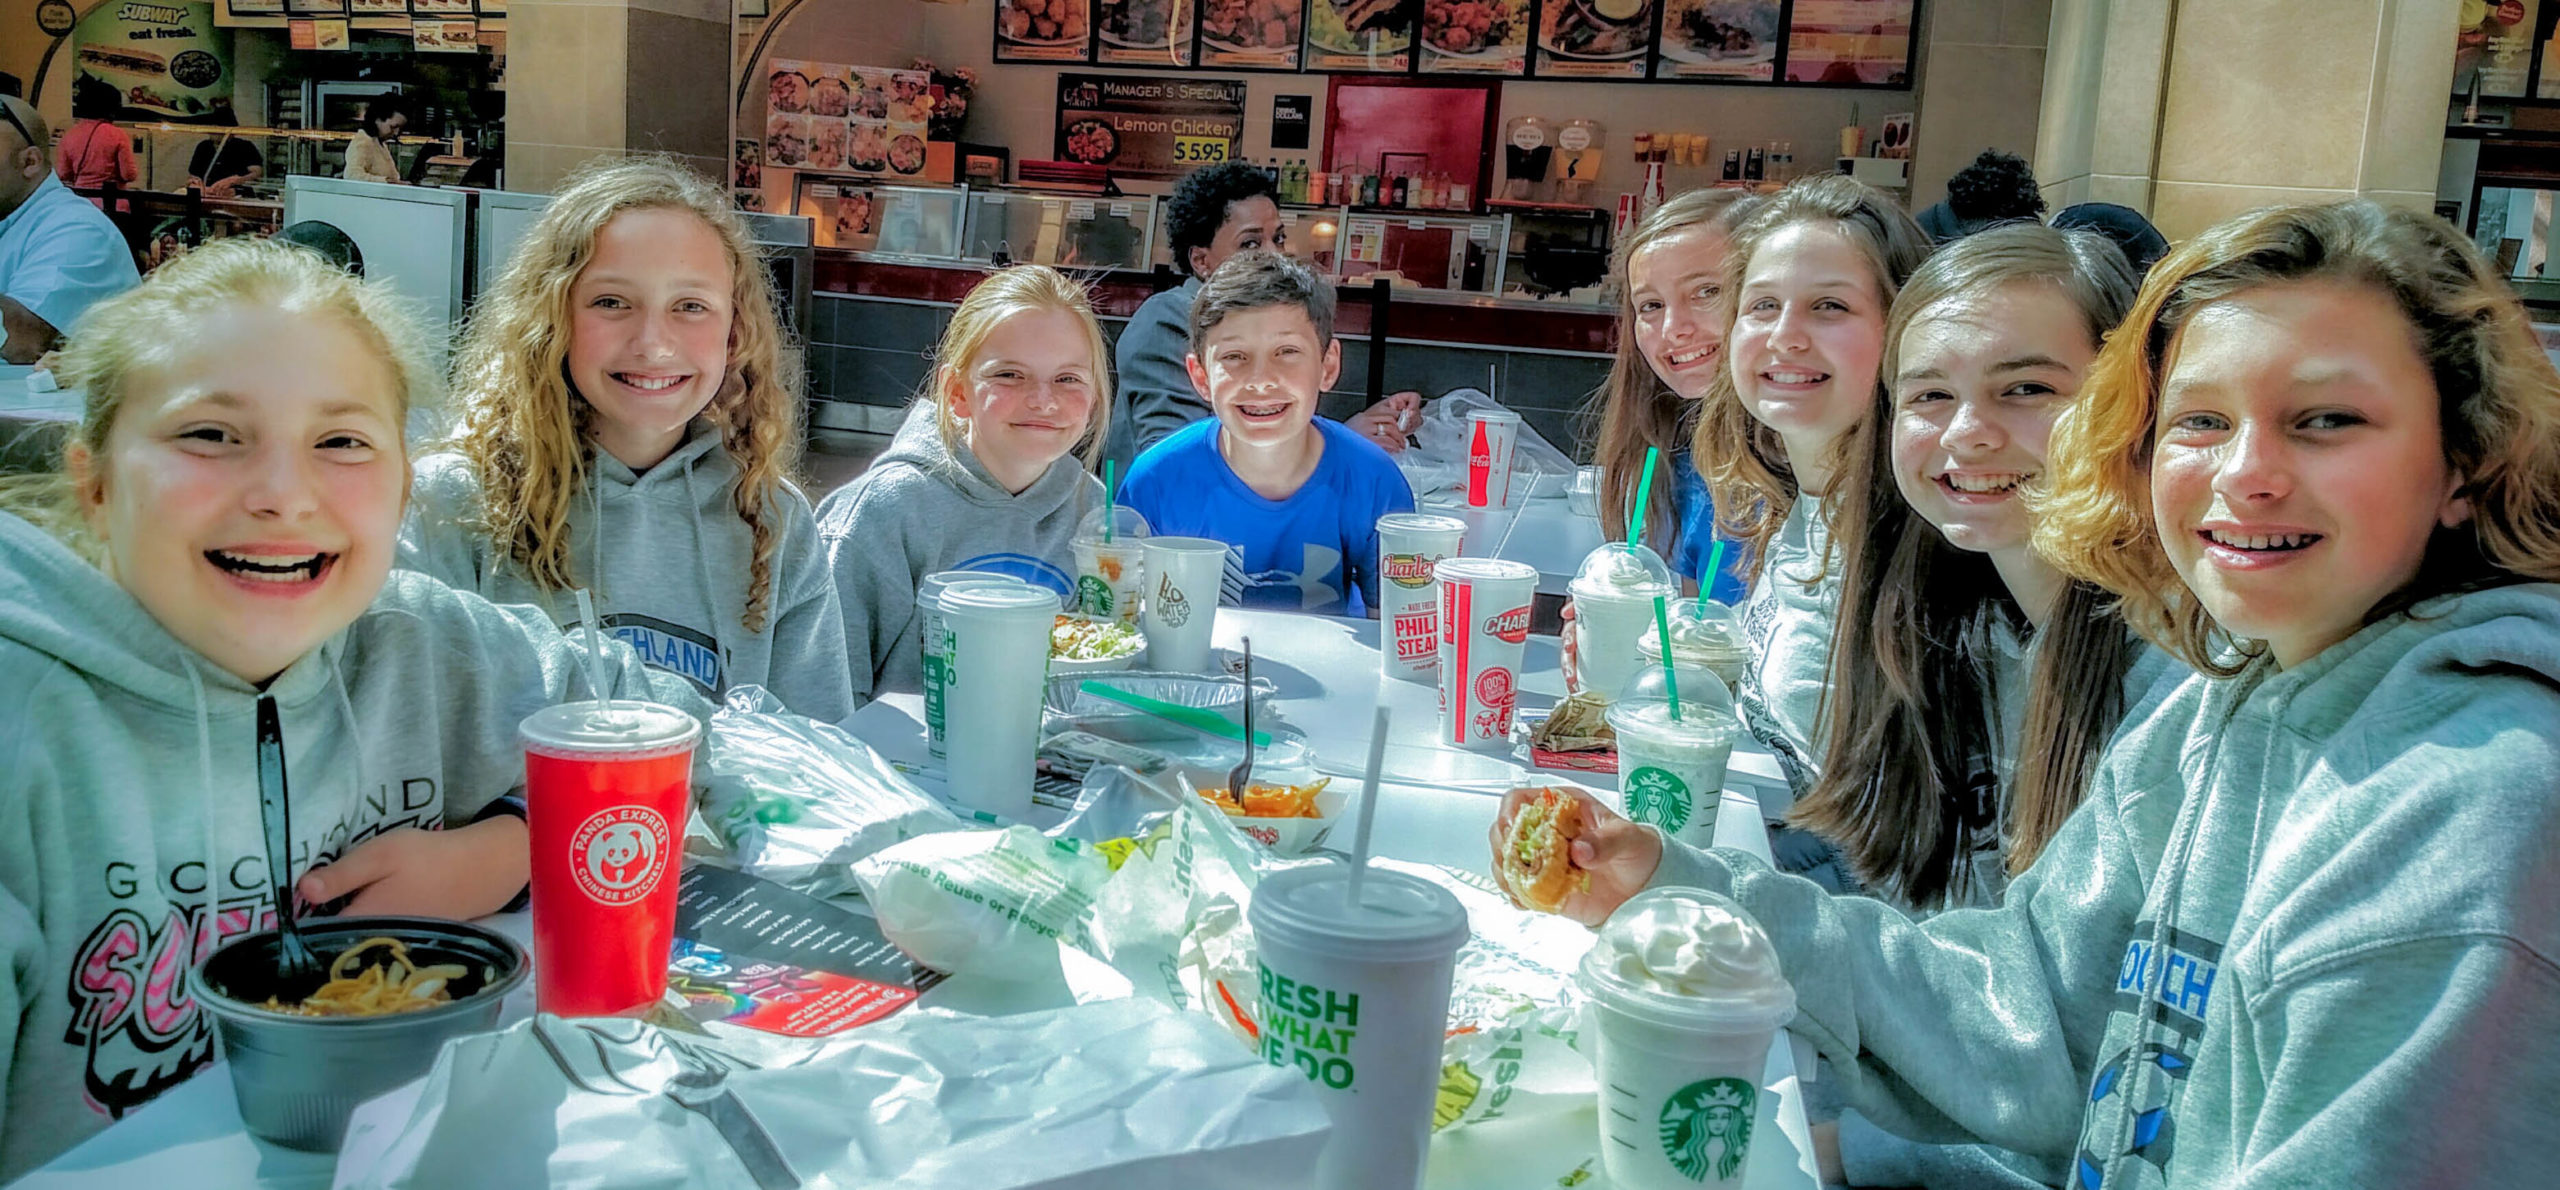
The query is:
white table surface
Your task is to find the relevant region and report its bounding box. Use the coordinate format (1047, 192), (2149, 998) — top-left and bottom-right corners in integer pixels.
(1425, 493), (1607, 599)
(21, 609), (1817, 1190)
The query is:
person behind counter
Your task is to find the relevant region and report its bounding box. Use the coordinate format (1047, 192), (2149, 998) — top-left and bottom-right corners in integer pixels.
(1121, 249), (1414, 617)
(54, 76), (137, 213)
(818, 265), (1109, 699)
(0, 239), (709, 1181)
(1, 95), (140, 364)
(399, 156), (857, 724)
(344, 92), (412, 185)
(1105, 160), (1416, 472)
(1496, 200), (2560, 1188)
(186, 129), (264, 199)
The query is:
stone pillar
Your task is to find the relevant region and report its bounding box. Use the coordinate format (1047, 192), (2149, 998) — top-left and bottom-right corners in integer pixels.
(504, 0), (729, 193)
(2036, 0), (2457, 240)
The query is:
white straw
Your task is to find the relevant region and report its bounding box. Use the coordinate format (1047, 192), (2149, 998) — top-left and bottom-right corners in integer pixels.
(1486, 363), (1498, 402)
(1345, 705), (1392, 907)
(572, 588), (612, 710)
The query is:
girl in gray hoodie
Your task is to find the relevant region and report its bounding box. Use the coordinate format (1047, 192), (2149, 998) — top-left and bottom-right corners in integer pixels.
(1497, 202), (2560, 1188)
(817, 265), (1110, 699)
(0, 240), (707, 1180)
(400, 157), (856, 725)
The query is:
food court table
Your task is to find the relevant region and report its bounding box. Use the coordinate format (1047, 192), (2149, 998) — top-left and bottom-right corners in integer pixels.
(19, 610), (1818, 1190)
(1425, 493), (1607, 599)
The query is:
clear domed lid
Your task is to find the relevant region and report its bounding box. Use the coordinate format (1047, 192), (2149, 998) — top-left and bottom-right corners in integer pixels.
(1641, 597), (1746, 662)
(1076, 504), (1153, 542)
(1615, 664), (1736, 720)
(1571, 542), (1675, 597)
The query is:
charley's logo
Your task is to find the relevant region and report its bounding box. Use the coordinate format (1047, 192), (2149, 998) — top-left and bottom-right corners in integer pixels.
(570, 806), (671, 906)
(1483, 606), (1531, 644)
(1384, 553), (1437, 588)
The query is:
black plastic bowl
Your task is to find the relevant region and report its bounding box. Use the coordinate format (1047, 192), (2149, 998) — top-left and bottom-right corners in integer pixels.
(194, 916), (528, 1151)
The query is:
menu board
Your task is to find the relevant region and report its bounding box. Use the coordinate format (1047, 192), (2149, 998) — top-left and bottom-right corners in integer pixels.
(1654, 0), (1778, 80)
(1098, 0), (1196, 66)
(1055, 73), (1246, 180)
(996, 0), (1093, 63)
(767, 59), (936, 181)
(1420, 0), (1530, 76)
(1200, 0), (1303, 70)
(1306, 0), (1413, 72)
(1535, 0), (1658, 79)
(2459, 0), (2540, 97)
(1783, 0), (1913, 86)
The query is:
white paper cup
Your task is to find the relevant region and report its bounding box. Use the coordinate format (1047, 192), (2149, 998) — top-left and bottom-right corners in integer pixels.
(1140, 536), (1229, 673)
(918, 572), (1030, 760)
(1606, 700), (1738, 848)
(1249, 863), (1469, 1190)
(1580, 889), (1797, 1190)
(1568, 584), (1670, 698)
(1435, 556), (1538, 751)
(1072, 536), (1148, 627)
(1465, 409), (1522, 509)
(939, 584), (1058, 818)
(1376, 512), (1468, 685)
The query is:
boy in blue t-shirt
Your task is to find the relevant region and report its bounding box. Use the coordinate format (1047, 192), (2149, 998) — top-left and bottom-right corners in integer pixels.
(1121, 250), (1415, 616)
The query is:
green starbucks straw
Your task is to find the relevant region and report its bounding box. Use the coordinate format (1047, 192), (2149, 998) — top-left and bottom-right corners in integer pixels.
(1699, 539), (1727, 616)
(1102, 460), (1118, 543)
(1627, 446), (1661, 550)
(1654, 593), (1682, 722)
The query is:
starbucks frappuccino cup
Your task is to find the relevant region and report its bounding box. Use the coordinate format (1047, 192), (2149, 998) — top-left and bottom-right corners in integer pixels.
(1580, 888), (1796, 1190)
(1606, 698), (1739, 849)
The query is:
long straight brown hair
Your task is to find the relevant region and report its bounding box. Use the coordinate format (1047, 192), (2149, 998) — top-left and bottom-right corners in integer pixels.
(1584, 188), (1761, 561)
(1690, 174), (1936, 572)
(1789, 225), (2139, 909)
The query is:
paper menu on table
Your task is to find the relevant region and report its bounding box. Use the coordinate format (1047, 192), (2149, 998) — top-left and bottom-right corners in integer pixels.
(668, 865), (945, 1037)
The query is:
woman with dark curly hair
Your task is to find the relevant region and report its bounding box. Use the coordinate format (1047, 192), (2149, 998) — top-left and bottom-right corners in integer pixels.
(1915, 148), (2047, 245)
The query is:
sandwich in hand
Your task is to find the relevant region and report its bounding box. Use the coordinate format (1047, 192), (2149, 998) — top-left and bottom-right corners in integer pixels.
(1500, 787), (1590, 913)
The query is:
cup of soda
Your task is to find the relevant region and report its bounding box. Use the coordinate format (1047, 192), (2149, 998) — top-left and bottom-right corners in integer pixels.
(521, 698), (701, 1017)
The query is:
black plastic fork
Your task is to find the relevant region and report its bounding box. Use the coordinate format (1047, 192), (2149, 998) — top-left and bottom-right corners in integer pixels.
(256, 696), (324, 988)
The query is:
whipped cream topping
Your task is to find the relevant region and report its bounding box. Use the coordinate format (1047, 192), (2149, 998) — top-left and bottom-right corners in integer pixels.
(1574, 544), (1674, 597)
(1594, 892), (1787, 1005)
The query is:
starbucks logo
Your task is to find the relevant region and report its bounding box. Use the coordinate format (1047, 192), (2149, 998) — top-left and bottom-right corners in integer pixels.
(1624, 765), (1690, 833)
(1660, 1076), (1755, 1182)
(1077, 574), (1114, 617)
(1153, 572), (1192, 628)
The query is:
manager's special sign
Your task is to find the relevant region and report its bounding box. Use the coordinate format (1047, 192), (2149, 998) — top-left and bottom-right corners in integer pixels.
(1054, 74), (1245, 182)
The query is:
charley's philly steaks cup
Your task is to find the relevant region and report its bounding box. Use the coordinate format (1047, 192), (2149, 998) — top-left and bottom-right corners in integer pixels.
(1376, 512), (1467, 684)
(1434, 556), (1538, 751)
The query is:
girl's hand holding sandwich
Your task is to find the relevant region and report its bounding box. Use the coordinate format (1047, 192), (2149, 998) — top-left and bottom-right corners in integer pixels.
(1487, 785), (1662, 927)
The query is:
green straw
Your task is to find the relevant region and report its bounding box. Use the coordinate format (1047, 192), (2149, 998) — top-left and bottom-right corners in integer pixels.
(1627, 446), (1662, 549)
(1699, 539), (1727, 615)
(1102, 460), (1118, 543)
(1653, 594), (1683, 721)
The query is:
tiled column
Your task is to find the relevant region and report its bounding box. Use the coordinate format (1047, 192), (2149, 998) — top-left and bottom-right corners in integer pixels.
(505, 0), (729, 193)
(2036, 0), (2457, 240)
(1911, 0), (2054, 207)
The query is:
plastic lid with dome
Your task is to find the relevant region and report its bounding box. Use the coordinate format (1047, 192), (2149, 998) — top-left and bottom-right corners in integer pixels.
(1570, 541), (1675, 600)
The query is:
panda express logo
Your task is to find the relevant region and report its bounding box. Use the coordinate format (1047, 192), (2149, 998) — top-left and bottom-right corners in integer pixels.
(1384, 553), (1437, 589)
(1483, 605), (1531, 644)
(569, 805), (672, 906)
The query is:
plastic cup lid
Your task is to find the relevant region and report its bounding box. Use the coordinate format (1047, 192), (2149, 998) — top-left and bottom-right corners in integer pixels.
(1605, 696), (1738, 743)
(1571, 542), (1675, 598)
(1248, 862), (1469, 962)
(1377, 511), (1469, 535)
(1076, 504), (1153, 541)
(1578, 888), (1795, 1033)
(1434, 556), (1538, 585)
(921, 572), (1029, 607)
(941, 584), (1061, 618)
(521, 699), (702, 757)
(1467, 408), (1523, 424)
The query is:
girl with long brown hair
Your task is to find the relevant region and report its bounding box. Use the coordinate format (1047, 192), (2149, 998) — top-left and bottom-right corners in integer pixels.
(1789, 222), (2173, 916)
(1585, 187), (1761, 601)
(399, 155), (856, 723)
(1690, 175), (1932, 886)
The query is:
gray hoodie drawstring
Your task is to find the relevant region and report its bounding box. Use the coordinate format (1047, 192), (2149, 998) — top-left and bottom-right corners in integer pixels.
(682, 461), (727, 694)
(179, 656), (221, 1017)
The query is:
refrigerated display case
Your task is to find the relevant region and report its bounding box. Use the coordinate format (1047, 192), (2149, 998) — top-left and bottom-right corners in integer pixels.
(1335, 212), (1509, 295)
(961, 190), (1156, 270)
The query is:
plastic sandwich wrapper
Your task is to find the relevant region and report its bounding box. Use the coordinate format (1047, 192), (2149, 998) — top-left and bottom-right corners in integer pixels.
(1396, 387), (1578, 500)
(328, 999), (1334, 1190)
(691, 687), (970, 899)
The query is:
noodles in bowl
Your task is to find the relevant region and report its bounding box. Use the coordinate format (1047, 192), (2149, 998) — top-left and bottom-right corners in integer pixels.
(259, 936), (483, 1019)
